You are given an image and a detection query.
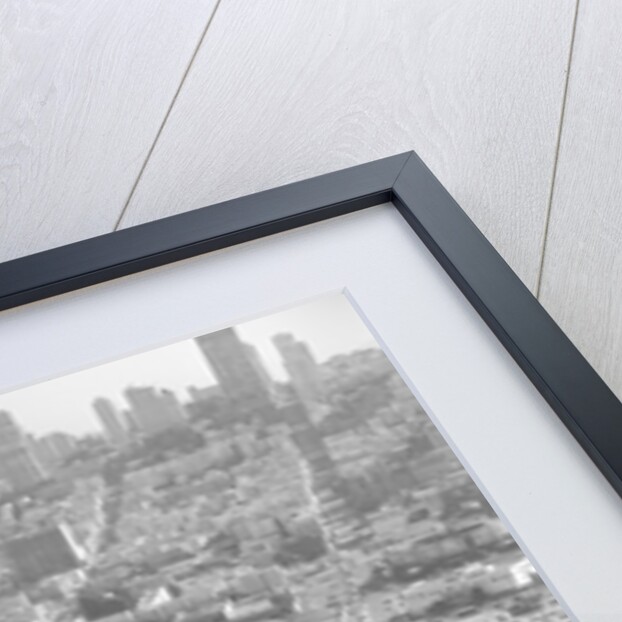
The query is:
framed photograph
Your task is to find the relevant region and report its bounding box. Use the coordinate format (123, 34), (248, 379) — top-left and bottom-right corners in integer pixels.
(0, 152), (620, 621)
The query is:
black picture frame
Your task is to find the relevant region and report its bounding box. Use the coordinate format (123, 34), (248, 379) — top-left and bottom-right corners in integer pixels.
(1, 151), (621, 501)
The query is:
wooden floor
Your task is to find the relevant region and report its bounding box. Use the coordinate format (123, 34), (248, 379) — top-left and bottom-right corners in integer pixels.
(2, 1), (620, 398)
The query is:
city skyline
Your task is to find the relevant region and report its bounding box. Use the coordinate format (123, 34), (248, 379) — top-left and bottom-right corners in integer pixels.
(0, 294), (377, 438)
(0, 292), (568, 622)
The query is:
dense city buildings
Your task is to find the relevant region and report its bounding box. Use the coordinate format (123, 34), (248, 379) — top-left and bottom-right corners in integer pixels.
(41, 433), (77, 462)
(0, 319), (568, 622)
(0, 592), (39, 622)
(0, 410), (47, 494)
(272, 333), (324, 406)
(3, 525), (84, 584)
(93, 398), (130, 447)
(27, 432), (78, 474)
(123, 387), (186, 436)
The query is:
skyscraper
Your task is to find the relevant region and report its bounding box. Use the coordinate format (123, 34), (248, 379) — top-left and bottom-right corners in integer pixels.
(0, 410), (46, 494)
(123, 387), (186, 436)
(272, 333), (324, 405)
(93, 397), (129, 446)
(195, 328), (274, 417)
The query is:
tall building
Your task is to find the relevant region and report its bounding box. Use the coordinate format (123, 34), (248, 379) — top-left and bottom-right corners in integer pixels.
(28, 432), (77, 471)
(195, 328), (274, 416)
(123, 387), (186, 436)
(187, 385), (224, 403)
(272, 333), (324, 404)
(0, 410), (23, 448)
(0, 411), (46, 494)
(93, 397), (129, 446)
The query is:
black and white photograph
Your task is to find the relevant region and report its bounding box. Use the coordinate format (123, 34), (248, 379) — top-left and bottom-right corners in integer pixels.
(0, 293), (567, 622)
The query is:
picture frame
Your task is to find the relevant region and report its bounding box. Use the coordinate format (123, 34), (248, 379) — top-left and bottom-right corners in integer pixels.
(1, 149), (621, 504)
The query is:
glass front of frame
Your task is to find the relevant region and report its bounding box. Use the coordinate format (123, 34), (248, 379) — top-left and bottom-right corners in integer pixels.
(0, 293), (568, 622)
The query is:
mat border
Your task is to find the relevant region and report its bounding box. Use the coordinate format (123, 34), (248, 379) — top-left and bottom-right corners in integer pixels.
(2, 151), (621, 499)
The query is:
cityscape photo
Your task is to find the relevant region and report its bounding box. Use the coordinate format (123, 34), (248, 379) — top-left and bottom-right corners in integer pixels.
(0, 294), (568, 622)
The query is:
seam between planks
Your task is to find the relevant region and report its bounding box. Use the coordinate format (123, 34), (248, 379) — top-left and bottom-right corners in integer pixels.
(113, 0), (224, 231)
(534, 0), (581, 298)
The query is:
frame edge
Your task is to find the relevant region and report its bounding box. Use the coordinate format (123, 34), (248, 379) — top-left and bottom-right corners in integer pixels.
(393, 151), (622, 499)
(2, 150), (622, 503)
(0, 153), (412, 311)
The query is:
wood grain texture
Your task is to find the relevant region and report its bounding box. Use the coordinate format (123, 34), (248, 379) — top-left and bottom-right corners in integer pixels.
(0, 0), (218, 262)
(539, 1), (622, 400)
(119, 0), (576, 290)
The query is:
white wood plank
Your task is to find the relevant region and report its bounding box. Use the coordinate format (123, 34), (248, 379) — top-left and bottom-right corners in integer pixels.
(119, 0), (576, 290)
(0, 0), (218, 262)
(539, 1), (622, 399)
